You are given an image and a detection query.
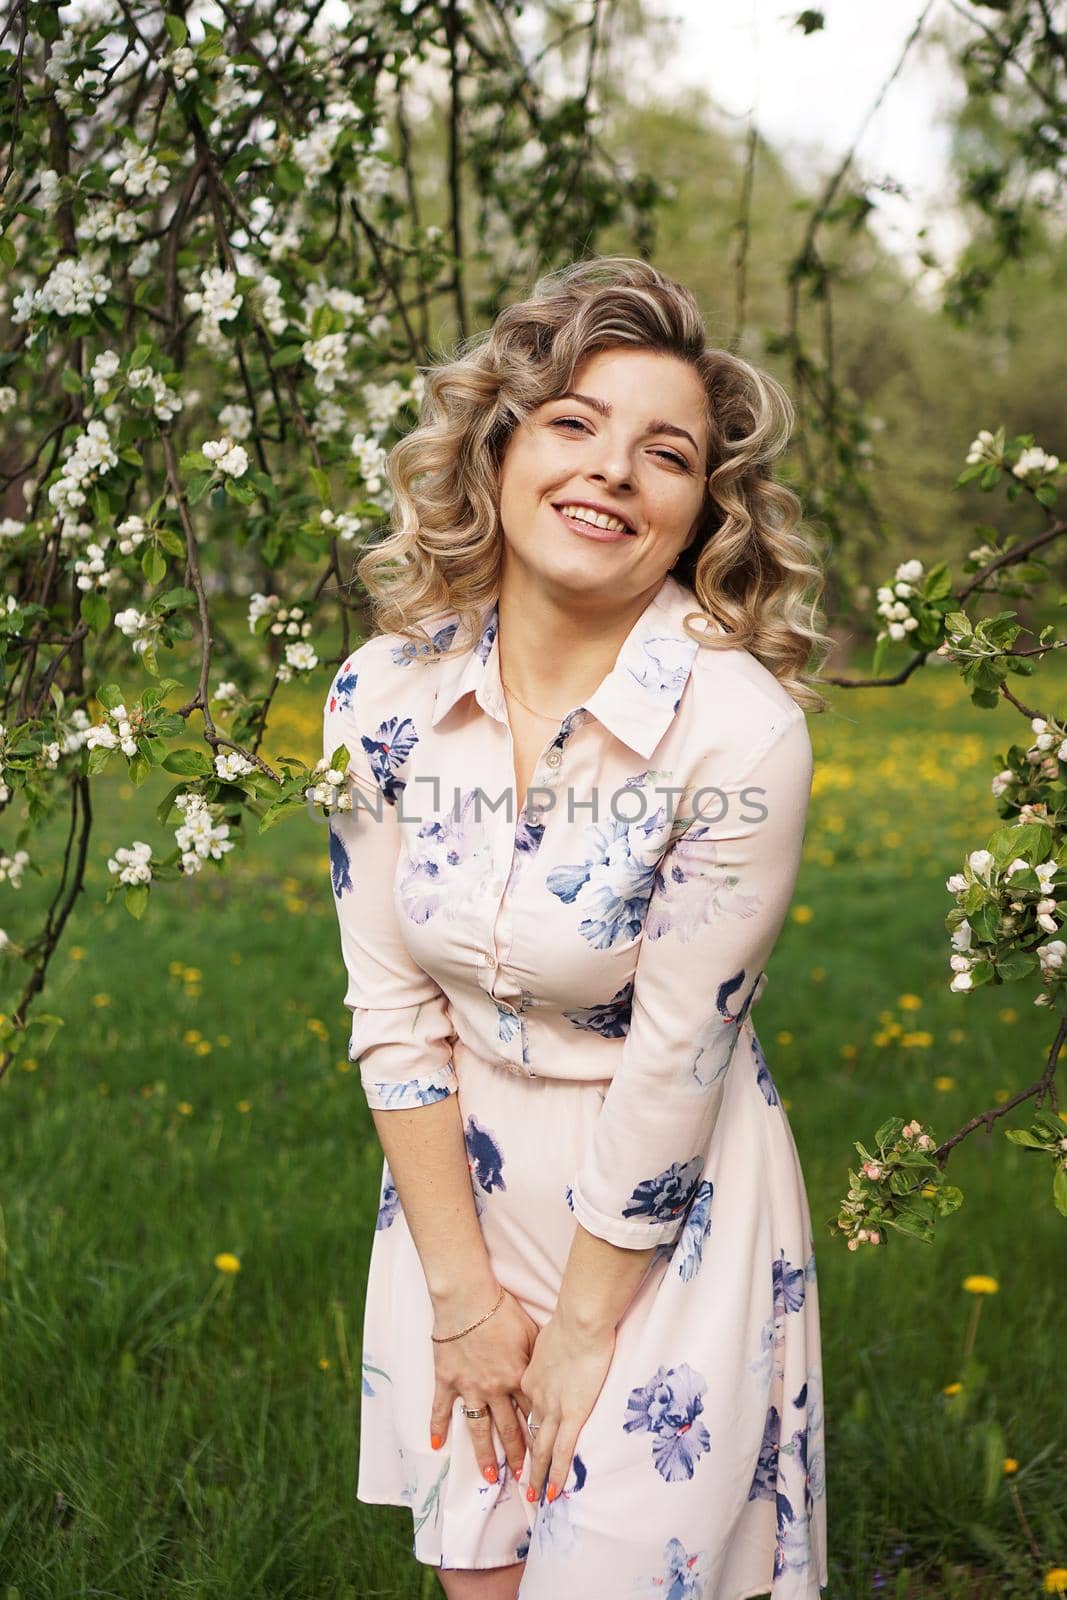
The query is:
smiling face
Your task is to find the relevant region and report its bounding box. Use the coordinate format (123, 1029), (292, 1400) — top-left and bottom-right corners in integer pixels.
(495, 346), (713, 608)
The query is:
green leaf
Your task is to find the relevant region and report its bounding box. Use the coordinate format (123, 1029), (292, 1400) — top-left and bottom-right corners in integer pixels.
(180, 450), (211, 471)
(923, 562), (953, 601)
(128, 751), (152, 787)
(981, 1420), (1006, 1507)
(310, 466), (331, 504)
(61, 365), (84, 394)
(164, 12), (188, 47)
(186, 472), (213, 505)
(157, 525), (186, 559)
(1053, 1166), (1067, 1218)
(271, 344), (305, 368)
(124, 881), (150, 920)
(936, 1185), (963, 1215)
(259, 793), (308, 832)
(1004, 1129), (1047, 1149)
(141, 545), (167, 585)
(157, 586), (196, 611)
(224, 476), (257, 504)
(162, 747), (213, 777)
(86, 745), (113, 775)
(995, 949), (1037, 981)
(1035, 484), (1059, 509)
(81, 592), (111, 634)
(274, 159), (305, 195)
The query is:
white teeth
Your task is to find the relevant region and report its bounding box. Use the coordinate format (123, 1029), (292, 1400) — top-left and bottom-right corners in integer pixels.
(558, 504), (630, 533)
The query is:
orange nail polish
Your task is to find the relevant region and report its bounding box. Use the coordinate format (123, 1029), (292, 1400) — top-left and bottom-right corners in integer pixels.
(483, 1464), (498, 1483)
(430, 1434), (443, 1450)
(546, 1482), (558, 1502)
(513, 1466), (523, 1481)
(526, 1485), (537, 1502)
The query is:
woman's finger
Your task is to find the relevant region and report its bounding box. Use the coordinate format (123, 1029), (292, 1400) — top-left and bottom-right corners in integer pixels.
(429, 1377), (454, 1452)
(489, 1396), (527, 1483)
(546, 1425), (580, 1504)
(462, 1399), (503, 1484)
(525, 1412), (560, 1504)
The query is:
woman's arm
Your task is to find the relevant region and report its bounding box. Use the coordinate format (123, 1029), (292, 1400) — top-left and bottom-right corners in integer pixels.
(368, 1096), (498, 1314)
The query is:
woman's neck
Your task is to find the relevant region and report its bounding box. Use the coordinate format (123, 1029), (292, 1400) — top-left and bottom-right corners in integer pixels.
(494, 573), (662, 712)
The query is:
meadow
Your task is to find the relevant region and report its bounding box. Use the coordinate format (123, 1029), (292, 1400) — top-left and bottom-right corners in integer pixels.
(1, 637), (1065, 1599)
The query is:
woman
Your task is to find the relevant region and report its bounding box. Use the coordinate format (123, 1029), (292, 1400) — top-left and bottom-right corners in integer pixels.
(321, 257), (831, 1599)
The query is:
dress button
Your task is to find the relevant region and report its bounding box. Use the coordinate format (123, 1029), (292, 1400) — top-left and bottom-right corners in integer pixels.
(545, 749), (562, 769)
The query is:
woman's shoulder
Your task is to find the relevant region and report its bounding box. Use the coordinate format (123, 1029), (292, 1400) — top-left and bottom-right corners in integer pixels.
(324, 608), (462, 721)
(682, 632), (809, 776)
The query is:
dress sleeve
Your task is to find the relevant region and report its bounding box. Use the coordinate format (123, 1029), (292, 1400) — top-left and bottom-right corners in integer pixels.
(322, 655), (458, 1112)
(568, 706), (813, 1249)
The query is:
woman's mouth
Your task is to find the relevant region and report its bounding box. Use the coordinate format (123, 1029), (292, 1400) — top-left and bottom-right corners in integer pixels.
(553, 505), (634, 543)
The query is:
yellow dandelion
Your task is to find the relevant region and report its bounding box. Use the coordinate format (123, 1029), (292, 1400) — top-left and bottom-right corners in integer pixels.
(282, 875), (302, 894)
(781, 1096), (792, 1110)
(177, 1101), (193, 1115)
(901, 1031), (934, 1049)
(317, 1356), (331, 1371)
(183, 1029), (203, 1045)
(140, 1084), (154, 1098)
(1044, 1572), (1067, 1595)
(217, 1034), (231, 1048)
(840, 1043), (857, 1060)
(195, 1040), (212, 1056)
(185, 986), (201, 1000)
(993, 1088), (1010, 1104)
(91, 993), (111, 1008)
(933, 1075), (956, 1092)
(1002, 1457), (1018, 1475)
(942, 1381), (963, 1396)
(898, 994), (923, 1011)
(948, 1027), (967, 1044)
(810, 966), (826, 982)
(285, 896), (304, 915)
(776, 1031), (793, 1046)
(307, 1018), (328, 1040)
(168, 960), (185, 976)
(214, 1252), (241, 1275)
(98, 1082), (109, 1095)
(962, 1274), (998, 1295)
(999, 1007), (1018, 1024)
(69, 945), (86, 961)
(229, 951), (242, 964)
(184, 966), (201, 982)
(236, 1099), (251, 1113)
(791, 906), (813, 924)
(22, 1057), (39, 1072)
(336, 1059), (351, 1073)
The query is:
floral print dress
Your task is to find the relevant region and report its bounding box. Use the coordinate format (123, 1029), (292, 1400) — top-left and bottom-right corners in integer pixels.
(322, 573), (828, 1599)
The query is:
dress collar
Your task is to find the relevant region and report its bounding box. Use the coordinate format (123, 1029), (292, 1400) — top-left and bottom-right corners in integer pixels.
(427, 573), (720, 758)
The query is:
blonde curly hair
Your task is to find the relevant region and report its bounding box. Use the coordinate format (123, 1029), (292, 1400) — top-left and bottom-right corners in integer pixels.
(356, 255), (832, 713)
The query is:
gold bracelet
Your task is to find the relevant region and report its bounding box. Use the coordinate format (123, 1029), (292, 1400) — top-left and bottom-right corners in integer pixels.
(430, 1285), (505, 1344)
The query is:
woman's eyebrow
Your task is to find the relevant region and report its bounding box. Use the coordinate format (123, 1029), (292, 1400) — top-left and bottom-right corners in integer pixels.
(558, 390), (700, 455)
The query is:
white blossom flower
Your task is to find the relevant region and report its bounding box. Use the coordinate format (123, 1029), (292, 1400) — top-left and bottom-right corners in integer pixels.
(1013, 446), (1059, 480)
(990, 769), (1014, 797)
(319, 508), (365, 542)
(107, 840), (153, 885)
(949, 968), (974, 992)
(15, 252), (111, 323)
(129, 238), (160, 278)
(965, 429), (997, 465)
(0, 385), (17, 412)
(74, 541), (120, 591)
(967, 849), (994, 879)
(285, 640), (318, 672)
(311, 399), (347, 440)
(214, 749), (254, 780)
(212, 681), (239, 705)
(217, 402), (253, 441)
(950, 921), (972, 953)
(247, 592), (279, 632)
(1038, 939), (1066, 973)
(946, 873), (967, 894)
(0, 518), (26, 538)
(202, 436), (249, 478)
(174, 791), (233, 874)
(350, 431), (389, 493)
(302, 331), (349, 395)
(90, 350), (121, 394)
(895, 559), (924, 584)
(110, 139), (170, 199)
(0, 848), (30, 888)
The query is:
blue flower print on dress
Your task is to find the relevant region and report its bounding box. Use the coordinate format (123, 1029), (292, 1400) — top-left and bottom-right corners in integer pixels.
(624, 1363), (711, 1483)
(371, 1068), (454, 1109)
(634, 1535), (709, 1599)
(627, 632), (699, 706)
(545, 802), (675, 951)
(327, 662), (358, 715)
(398, 789), (494, 924)
(752, 1025), (779, 1105)
(673, 1179), (713, 1282)
(361, 714), (418, 805)
(475, 605), (497, 663)
(623, 1156), (703, 1224)
(643, 823), (764, 947)
(495, 1002), (521, 1045)
(772, 1246), (806, 1318)
(563, 978), (633, 1038)
(391, 620), (459, 666)
(328, 818), (354, 898)
(376, 1169), (401, 1230)
(747, 1370), (825, 1582)
(690, 966), (764, 1088)
(531, 1453), (587, 1559)
(465, 1115), (506, 1196)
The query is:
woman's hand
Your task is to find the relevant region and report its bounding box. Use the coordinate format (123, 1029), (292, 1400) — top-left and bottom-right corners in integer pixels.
(429, 1284), (540, 1486)
(518, 1308), (615, 1504)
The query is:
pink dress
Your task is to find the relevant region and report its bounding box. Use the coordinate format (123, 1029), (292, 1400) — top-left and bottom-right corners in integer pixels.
(322, 573), (828, 1599)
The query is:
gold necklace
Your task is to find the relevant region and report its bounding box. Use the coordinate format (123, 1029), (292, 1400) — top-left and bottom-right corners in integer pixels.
(500, 676), (573, 722)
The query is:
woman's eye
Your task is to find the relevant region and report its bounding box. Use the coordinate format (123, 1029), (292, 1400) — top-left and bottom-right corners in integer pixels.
(549, 417), (688, 469)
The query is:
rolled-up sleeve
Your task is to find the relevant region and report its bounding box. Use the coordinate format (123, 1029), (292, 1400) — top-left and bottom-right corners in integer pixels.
(321, 657), (458, 1112)
(569, 707), (813, 1248)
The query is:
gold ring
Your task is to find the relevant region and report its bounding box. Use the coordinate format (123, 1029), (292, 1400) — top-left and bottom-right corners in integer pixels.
(462, 1405), (488, 1420)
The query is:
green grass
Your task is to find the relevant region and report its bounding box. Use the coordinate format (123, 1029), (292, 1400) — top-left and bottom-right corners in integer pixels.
(1, 655), (1065, 1597)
